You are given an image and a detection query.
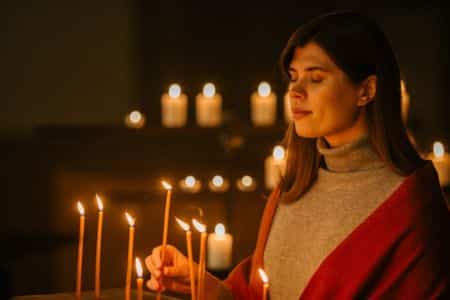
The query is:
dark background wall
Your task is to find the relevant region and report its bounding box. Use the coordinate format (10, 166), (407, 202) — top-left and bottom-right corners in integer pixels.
(1, 0), (449, 297)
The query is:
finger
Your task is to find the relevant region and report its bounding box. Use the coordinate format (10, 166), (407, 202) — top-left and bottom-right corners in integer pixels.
(145, 256), (161, 278)
(163, 265), (188, 278)
(151, 247), (162, 268)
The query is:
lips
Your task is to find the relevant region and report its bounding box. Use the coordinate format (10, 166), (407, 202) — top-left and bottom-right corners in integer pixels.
(291, 108), (312, 119)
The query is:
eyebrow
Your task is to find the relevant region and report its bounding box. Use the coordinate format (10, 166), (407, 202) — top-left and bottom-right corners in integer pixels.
(288, 66), (328, 73)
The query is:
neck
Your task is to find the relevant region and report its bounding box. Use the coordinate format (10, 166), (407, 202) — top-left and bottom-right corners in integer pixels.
(324, 109), (368, 147)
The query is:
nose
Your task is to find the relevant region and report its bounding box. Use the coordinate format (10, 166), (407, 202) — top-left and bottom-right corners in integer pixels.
(288, 88), (306, 103)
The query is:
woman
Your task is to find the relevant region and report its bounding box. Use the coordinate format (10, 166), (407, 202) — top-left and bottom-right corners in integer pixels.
(145, 11), (450, 299)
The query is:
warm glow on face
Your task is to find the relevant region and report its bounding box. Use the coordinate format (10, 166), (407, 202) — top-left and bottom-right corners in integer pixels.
(214, 223), (226, 236)
(258, 268), (269, 284)
(258, 82), (271, 97)
(273, 145), (285, 161)
(161, 181), (172, 190)
(242, 175), (253, 187)
(175, 217), (190, 231)
(135, 257), (143, 278)
(203, 83), (216, 98)
(185, 176), (196, 188)
(192, 219), (206, 233)
(125, 212), (135, 227)
(129, 111), (142, 124)
(212, 175), (224, 187)
(168, 84), (181, 98)
(433, 142), (445, 158)
(95, 194), (104, 211)
(77, 201), (85, 216)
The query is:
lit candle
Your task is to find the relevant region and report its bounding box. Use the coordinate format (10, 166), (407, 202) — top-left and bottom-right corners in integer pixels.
(135, 257), (143, 300)
(207, 223), (233, 271)
(284, 91), (293, 123)
(208, 175), (230, 193)
(258, 268), (269, 300)
(125, 212), (136, 300)
(161, 83), (188, 128)
(428, 141), (450, 187)
(250, 82), (277, 126)
(158, 181), (173, 300)
(196, 82), (222, 127)
(124, 110), (146, 129)
(236, 175), (257, 192)
(193, 219), (207, 300)
(75, 202), (85, 300)
(179, 175), (202, 193)
(95, 194), (104, 299)
(264, 145), (287, 189)
(175, 217), (197, 300)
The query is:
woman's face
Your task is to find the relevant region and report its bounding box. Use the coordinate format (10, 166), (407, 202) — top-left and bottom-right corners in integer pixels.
(288, 42), (367, 145)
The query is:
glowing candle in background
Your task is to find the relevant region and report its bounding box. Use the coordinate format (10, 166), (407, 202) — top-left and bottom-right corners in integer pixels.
(196, 82), (222, 127)
(179, 175), (202, 193)
(175, 217), (197, 300)
(135, 257), (143, 300)
(208, 175), (230, 193)
(207, 223), (233, 271)
(124, 110), (146, 129)
(236, 175), (257, 192)
(251, 81), (277, 126)
(125, 212), (136, 300)
(161, 83), (188, 128)
(258, 268), (269, 300)
(265, 145), (287, 189)
(429, 141), (450, 187)
(75, 202), (85, 300)
(193, 219), (207, 300)
(95, 194), (104, 299)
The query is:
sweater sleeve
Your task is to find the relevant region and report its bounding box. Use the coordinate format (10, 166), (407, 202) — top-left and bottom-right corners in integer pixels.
(223, 256), (253, 300)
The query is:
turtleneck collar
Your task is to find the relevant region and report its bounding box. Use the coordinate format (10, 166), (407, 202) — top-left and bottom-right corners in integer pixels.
(317, 134), (385, 172)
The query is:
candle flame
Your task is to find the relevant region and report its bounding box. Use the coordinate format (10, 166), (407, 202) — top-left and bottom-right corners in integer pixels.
(125, 212), (135, 227)
(161, 180), (172, 190)
(215, 223), (226, 236)
(203, 83), (216, 98)
(95, 194), (104, 211)
(242, 175), (253, 187)
(433, 141), (445, 158)
(77, 201), (85, 216)
(258, 268), (269, 284)
(258, 82), (271, 97)
(135, 257), (143, 278)
(273, 145), (285, 161)
(212, 175), (224, 187)
(168, 84), (181, 98)
(185, 176), (196, 188)
(129, 111), (142, 124)
(192, 219), (206, 233)
(175, 217), (190, 231)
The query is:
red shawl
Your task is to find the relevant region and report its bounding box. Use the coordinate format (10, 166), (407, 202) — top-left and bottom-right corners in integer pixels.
(224, 162), (450, 299)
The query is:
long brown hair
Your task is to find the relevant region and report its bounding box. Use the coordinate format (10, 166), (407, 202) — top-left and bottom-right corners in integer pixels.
(279, 11), (426, 203)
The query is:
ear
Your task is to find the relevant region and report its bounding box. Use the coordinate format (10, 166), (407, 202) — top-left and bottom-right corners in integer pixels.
(357, 75), (377, 106)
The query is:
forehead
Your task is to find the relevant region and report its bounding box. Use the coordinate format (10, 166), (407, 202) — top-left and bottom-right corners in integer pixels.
(289, 42), (335, 69)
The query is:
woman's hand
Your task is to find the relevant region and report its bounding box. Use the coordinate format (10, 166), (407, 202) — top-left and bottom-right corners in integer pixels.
(145, 244), (195, 294)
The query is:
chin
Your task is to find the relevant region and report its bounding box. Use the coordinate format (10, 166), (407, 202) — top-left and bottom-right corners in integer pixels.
(294, 124), (320, 138)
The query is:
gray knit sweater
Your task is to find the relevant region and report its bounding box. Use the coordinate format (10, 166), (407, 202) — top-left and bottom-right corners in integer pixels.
(263, 135), (405, 300)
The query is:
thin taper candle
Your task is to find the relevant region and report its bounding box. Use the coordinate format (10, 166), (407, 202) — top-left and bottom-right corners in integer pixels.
(258, 268), (269, 300)
(175, 217), (196, 300)
(136, 257), (144, 300)
(125, 213), (136, 300)
(75, 202), (85, 300)
(95, 194), (104, 299)
(158, 181), (173, 300)
(193, 219), (207, 300)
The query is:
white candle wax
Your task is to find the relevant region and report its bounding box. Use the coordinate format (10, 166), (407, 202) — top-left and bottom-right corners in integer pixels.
(284, 92), (293, 123)
(265, 145), (286, 189)
(251, 82), (277, 126)
(196, 83), (222, 127)
(207, 224), (233, 270)
(161, 84), (188, 127)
